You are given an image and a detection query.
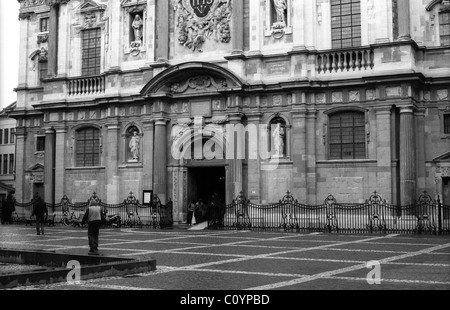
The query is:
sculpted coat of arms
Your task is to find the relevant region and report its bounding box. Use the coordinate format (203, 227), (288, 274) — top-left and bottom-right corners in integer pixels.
(172, 0), (232, 52)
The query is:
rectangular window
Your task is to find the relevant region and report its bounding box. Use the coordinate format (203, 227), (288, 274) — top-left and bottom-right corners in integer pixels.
(445, 114), (450, 134)
(440, 12), (450, 46)
(76, 128), (100, 167)
(0, 155), (2, 175)
(0, 129), (3, 144)
(39, 61), (48, 83)
(329, 112), (366, 160)
(36, 136), (46, 152)
(10, 128), (15, 144)
(331, 0), (361, 49)
(9, 154), (14, 175)
(81, 28), (101, 76)
(40, 17), (49, 32)
(4, 129), (8, 145)
(3, 154), (8, 174)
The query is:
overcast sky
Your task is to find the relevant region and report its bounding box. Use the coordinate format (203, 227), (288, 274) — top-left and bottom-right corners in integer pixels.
(0, 1), (20, 110)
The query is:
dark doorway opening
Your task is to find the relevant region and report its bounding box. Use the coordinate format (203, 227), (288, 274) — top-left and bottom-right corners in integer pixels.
(443, 177), (450, 219)
(188, 167), (226, 208)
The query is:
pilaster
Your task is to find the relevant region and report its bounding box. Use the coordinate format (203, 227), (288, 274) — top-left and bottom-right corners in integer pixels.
(44, 127), (56, 204)
(54, 126), (67, 200)
(153, 117), (169, 203)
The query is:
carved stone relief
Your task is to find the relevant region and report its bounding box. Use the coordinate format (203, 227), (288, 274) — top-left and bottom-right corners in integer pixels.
(172, 0), (232, 52)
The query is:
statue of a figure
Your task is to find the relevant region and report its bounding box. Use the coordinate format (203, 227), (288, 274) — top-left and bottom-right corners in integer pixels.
(272, 123), (285, 158)
(129, 131), (140, 161)
(132, 14), (143, 42)
(273, 0), (287, 23)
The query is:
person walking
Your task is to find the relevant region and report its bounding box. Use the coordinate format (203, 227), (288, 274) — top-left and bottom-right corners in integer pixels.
(31, 194), (47, 235)
(81, 200), (105, 255)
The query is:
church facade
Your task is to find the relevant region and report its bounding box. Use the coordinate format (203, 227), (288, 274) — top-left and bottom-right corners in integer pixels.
(10, 0), (450, 223)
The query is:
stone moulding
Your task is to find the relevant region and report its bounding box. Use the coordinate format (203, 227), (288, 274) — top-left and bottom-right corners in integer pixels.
(0, 248), (156, 289)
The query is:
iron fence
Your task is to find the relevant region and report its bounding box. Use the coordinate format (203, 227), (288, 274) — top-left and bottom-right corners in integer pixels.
(9, 192), (173, 229)
(208, 191), (450, 235)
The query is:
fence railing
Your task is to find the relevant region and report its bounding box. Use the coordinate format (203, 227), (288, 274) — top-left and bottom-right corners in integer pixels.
(316, 47), (375, 74)
(9, 192), (173, 229)
(208, 191), (450, 235)
(67, 75), (105, 96)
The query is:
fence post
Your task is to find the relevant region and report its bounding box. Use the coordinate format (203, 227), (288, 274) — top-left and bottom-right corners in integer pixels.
(437, 195), (442, 236)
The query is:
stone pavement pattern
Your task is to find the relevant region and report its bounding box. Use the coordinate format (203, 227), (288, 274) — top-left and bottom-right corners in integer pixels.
(0, 225), (449, 290)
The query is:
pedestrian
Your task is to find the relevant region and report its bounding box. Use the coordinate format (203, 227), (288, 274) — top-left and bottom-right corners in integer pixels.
(81, 200), (106, 255)
(187, 200), (196, 226)
(31, 194), (47, 235)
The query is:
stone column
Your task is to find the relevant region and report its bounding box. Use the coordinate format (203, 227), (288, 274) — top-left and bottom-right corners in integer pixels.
(246, 113), (262, 203)
(397, 0), (411, 41)
(142, 120), (154, 193)
(44, 127), (56, 204)
(48, 2), (59, 77)
(375, 108), (392, 202)
(54, 126), (67, 201)
(14, 127), (27, 203)
(227, 113), (243, 203)
(231, 0), (244, 53)
(399, 106), (416, 205)
(154, 118), (168, 203)
(155, 0), (169, 61)
(105, 121), (120, 204)
(306, 110), (317, 204)
(291, 108), (307, 203)
(415, 108), (426, 192)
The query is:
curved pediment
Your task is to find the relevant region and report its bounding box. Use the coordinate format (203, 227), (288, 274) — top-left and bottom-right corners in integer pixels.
(141, 62), (246, 98)
(426, 0), (450, 11)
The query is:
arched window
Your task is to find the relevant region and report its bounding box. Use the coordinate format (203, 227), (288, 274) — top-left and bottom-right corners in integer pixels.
(328, 111), (366, 160)
(269, 117), (287, 158)
(76, 127), (101, 167)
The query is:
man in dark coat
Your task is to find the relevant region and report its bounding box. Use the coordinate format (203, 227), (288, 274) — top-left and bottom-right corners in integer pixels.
(31, 194), (48, 235)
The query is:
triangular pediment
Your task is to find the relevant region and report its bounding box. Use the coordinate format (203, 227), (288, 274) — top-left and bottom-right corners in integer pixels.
(121, 0), (147, 7)
(27, 163), (44, 172)
(75, 0), (106, 13)
(433, 152), (450, 162)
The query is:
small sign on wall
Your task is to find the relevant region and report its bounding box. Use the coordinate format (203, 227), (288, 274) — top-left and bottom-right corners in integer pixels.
(143, 190), (153, 206)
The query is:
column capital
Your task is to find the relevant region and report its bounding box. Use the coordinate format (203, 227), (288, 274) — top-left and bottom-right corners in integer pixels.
(43, 127), (56, 134)
(54, 126), (68, 134)
(399, 106), (415, 114)
(227, 113), (244, 124)
(246, 113), (263, 123)
(153, 118), (170, 126)
(291, 108), (308, 118)
(373, 105), (393, 115)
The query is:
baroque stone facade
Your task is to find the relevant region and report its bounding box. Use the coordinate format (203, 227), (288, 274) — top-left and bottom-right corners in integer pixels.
(9, 0), (450, 223)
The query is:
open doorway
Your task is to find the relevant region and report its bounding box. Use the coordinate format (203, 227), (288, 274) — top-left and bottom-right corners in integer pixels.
(443, 177), (450, 219)
(188, 167), (226, 209)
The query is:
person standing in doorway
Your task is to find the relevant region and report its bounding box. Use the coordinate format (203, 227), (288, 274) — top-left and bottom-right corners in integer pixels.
(82, 200), (105, 255)
(31, 194), (47, 235)
(187, 201), (196, 226)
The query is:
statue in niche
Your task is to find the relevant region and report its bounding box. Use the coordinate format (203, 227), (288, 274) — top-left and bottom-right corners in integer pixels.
(132, 14), (143, 42)
(273, 0), (287, 24)
(272, 123), (285, 158)
(129, 128), (141, 162)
